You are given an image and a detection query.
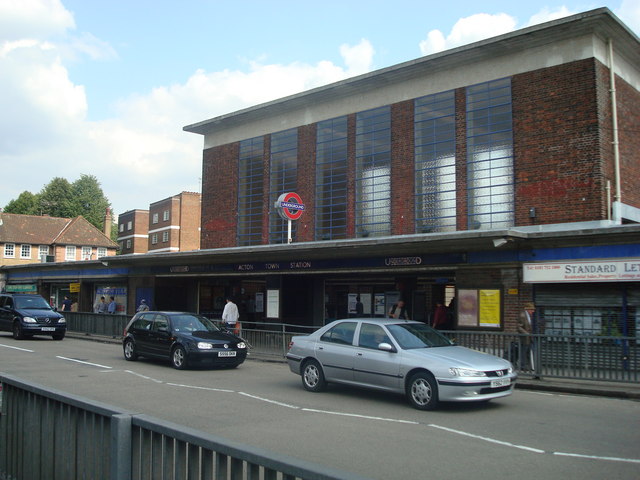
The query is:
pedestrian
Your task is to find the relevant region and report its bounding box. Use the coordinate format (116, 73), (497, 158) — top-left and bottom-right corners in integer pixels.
(95, 296), (107, 313)
(61, 295), (73, 312)
(355, 295), (364, 316)
(107, 296), (117, 314)
(221, 297), (239, 331)
(432, 302), (448, 329)
(517, 302), (535, 370)
(137, 299), (149, 312)
(388, 300), (409, 319)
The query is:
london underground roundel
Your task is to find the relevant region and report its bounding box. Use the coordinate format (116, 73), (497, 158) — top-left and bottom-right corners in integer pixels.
(275, 192), (305, 221)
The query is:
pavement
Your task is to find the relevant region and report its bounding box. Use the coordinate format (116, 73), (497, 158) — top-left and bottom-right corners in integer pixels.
(67, 331), (640, 402)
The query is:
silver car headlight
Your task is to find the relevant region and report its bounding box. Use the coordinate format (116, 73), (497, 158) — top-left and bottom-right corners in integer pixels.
(197, 342), (213, 350)
(59, 317), (66, 323)
(23, 316), (37, 323)
(237, 342), (246, 349)
(449, 367), (487, 377)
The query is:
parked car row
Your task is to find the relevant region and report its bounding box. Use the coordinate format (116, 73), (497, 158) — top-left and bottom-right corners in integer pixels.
(1, 294), (517, 410)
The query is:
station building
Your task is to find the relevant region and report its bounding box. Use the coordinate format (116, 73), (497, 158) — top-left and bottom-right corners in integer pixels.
(1, 8), (639, 338)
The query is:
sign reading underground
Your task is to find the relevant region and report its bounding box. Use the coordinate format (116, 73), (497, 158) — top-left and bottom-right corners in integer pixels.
(275, 192), (305, 243)
(275, 192), (305, 220)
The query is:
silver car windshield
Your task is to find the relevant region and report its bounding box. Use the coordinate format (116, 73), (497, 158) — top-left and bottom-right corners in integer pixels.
(387, 323), (453, 349)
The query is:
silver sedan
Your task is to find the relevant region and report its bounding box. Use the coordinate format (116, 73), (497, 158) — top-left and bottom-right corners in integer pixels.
(286, 318), (517, 410)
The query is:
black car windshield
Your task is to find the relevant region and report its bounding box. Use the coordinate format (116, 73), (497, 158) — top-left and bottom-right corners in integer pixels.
(14, 296), (52, 310)
(171, 314), (219, 333)
(387, 323), (453, 349)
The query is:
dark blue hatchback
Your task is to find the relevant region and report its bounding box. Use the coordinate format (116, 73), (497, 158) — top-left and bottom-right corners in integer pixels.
(123, 311), (248, 369)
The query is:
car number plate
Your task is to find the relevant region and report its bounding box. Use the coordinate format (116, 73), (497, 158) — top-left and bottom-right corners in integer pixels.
(218, 351), (236, 357)
(491, 378), (511, 388)
(41, 327), (56, 332)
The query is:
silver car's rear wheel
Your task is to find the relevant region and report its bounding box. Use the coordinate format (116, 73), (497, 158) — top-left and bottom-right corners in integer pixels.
(302, 359), (326, 392)
(407, 372), (438, 410)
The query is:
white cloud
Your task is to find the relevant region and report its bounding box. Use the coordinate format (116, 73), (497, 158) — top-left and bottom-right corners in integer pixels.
(617, 0), (640, 34)
(420, 13), (517, 55)
(0, 0), (375, 217)
(418, 7), (585, 56)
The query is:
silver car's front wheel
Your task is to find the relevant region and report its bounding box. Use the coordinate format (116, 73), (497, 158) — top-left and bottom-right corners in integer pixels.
(407, 372), (438, 410)
(302, 359), (326, 392)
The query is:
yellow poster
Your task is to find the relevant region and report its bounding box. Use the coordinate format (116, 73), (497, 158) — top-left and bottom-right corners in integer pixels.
(479, 289), (500, 327)
(70, 282), (80, 293)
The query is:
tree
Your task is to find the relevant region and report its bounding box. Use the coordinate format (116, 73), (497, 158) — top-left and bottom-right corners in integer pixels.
(38, 177), (75, 218)
(3, 191), (40, 215)
(70, 175), (112, 230)
(2, 175), (113, 232)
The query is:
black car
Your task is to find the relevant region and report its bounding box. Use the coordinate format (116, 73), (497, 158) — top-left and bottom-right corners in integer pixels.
(0, 293), (66, 340)
(122, 311), (248, 369)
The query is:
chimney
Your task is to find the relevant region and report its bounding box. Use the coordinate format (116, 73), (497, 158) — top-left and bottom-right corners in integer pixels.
(104, 207), (112, 238)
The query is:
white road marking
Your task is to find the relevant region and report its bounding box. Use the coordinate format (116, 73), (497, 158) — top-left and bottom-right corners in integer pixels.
(239, 392), (299, 409)
(0, 343), (34, 352)
(56, 356), (112, 369)
(98, 371), (640, 466)
(303, 408), (419, 425)
(428, 424), (545, 453)
(167, 382), (234, 393)
(553, 452), (640, 464)
(125, 370), (163, 383)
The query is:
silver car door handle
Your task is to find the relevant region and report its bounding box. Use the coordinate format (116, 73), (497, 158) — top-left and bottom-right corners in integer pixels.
(356, 352), (363, 356)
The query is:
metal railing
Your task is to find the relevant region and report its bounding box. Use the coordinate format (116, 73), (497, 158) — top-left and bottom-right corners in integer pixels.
(0, 374), (369, 480)
(62, 313), (639, 383)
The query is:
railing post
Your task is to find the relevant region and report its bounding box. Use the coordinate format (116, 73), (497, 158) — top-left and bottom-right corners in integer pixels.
(111, 413), (132, 480)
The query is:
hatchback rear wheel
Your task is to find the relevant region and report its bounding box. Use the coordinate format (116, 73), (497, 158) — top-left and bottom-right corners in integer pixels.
(407, 372), (438, 410)
(123, 338), (138, 361)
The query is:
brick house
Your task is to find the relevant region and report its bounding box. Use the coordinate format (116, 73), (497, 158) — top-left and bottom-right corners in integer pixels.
(0, 212), (118, 266)
(147, 192), (201, 253)
(117, 209), (150, 255)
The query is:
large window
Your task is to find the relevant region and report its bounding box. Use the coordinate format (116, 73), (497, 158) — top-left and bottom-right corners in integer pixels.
(65, 245), (76, 261)
(269, 129), (298, 244)
(315, 116), (348, 240)
(355, 107), (391, 237)
(466, 78), (514, 230)
(237, 136), (264, 246)
(414, 91), (456, 233)
(81, 246), (92, 260)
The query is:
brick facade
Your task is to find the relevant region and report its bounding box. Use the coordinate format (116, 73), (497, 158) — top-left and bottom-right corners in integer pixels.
(201, 58), (637, 249)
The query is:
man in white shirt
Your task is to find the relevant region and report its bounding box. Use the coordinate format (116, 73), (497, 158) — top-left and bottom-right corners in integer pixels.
(222, 297), (239, 331)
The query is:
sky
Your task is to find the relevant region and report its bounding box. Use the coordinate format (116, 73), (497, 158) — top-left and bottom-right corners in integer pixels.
(1, 1), (639, 220)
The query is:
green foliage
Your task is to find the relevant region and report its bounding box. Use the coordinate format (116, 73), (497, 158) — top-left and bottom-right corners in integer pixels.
(3, 175), (113, 231)
(3, 191), (40, 215)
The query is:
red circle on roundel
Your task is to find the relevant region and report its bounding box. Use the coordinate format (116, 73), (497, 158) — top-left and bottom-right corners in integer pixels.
(282, 192), (304, 220)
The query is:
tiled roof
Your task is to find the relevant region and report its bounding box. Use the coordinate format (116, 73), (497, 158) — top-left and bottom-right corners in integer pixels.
(0, 213), (117, 248)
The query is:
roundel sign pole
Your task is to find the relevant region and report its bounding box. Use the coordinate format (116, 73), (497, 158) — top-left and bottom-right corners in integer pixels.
(274, 192), (305, 244)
